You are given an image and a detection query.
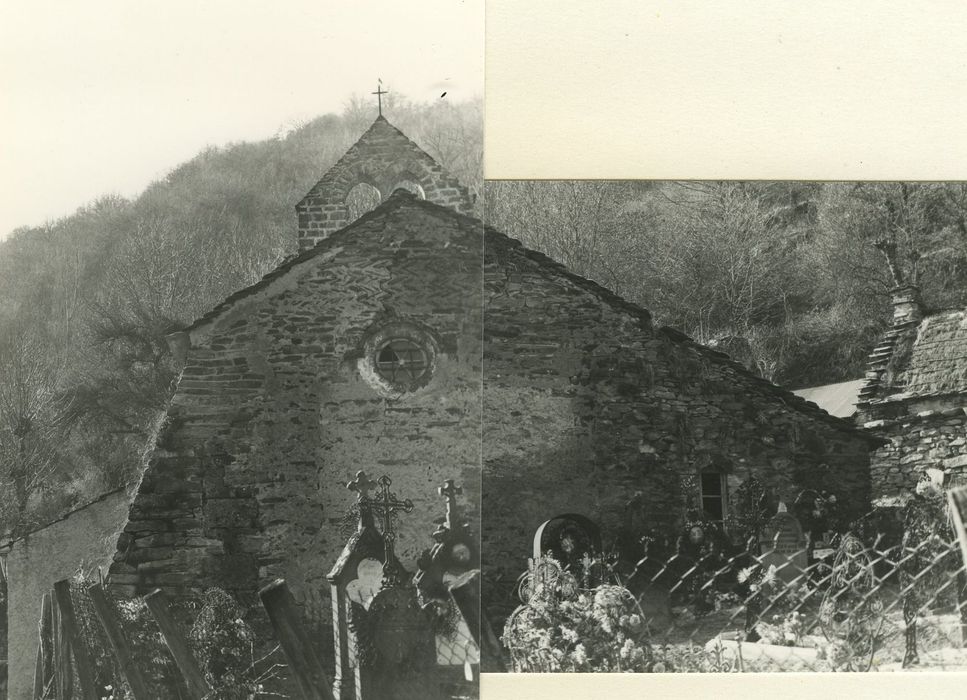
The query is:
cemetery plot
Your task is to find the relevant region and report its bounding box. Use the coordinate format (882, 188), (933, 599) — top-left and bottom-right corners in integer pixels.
(490, 482), (967, 674)
(28, 475), (482, 700)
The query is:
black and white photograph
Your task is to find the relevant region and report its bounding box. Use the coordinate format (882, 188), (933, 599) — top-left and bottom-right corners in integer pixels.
(1, 2), (483, 698)
(2, 2), (967, 699)
(480, 179), (967, 676)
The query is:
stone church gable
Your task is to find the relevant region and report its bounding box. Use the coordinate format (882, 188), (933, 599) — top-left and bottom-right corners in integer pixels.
(295, 116), (474, 251)
(108, 192), (484, 644)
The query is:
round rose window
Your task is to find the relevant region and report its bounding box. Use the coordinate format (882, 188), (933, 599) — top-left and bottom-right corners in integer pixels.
(374, 338), (431, 385)
(357, 322), (438, 397)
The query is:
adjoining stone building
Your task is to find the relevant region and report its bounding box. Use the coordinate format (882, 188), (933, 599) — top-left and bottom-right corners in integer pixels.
(856, 285), (967, 503)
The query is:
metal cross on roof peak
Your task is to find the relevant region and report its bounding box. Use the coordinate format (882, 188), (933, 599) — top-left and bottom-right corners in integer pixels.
(372, 83), (388, 116)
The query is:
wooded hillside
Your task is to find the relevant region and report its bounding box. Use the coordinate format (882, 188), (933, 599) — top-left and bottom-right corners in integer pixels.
(486, 180), (967, 388)
(0, 96), (482, 535)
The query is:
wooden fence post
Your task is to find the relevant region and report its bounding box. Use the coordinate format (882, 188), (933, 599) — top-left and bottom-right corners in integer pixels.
(53, 579), (98, 700)
(51, 592), (72, 700)
(143, 589), (210, 700)
(447, 569), (506, 673)
(949, 485), (967, 570)
(947, 485), (967, 646)
(88, 583), (153, 699)
(34, 592), (53, 699)
(258, 579), (335, 700)
(33, 645), (44, 700)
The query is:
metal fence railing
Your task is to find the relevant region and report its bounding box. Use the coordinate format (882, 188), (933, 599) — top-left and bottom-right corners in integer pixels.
(495, 513), (967, 673)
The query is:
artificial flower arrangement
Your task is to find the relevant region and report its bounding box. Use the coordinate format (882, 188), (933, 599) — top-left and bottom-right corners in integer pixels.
(502, 555), (663, 672)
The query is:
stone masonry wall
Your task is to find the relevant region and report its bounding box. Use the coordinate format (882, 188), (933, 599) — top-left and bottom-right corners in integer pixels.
(481, 235), (874, 584)
(296, 117), (474, 251)
(5, 489), (131, 700)
(107, 197), (482, 661)
(865, 407), (967, 500)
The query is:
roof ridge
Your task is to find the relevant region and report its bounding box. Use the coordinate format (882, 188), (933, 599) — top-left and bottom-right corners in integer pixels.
(177, 193), (881, 441)
(297, 116), (448, 208)
(184, 191), (426, 333)
(483, 225), (878, 441)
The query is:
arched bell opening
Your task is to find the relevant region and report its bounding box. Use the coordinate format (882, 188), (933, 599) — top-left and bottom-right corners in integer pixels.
(390, 179), (426, 200)
(344, 182), (382, 223)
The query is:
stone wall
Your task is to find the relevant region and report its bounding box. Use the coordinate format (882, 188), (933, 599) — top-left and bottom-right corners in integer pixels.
(4, 489), (131, 700)
(865, 406), (967, 500)
(107, 196), (483, 660)
(481, 235), (875, 583)
(296, 117), (474, 251)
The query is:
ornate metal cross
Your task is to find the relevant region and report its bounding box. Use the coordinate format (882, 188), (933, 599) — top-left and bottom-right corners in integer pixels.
(371, 83), (388, 116)
(371, 475), (414, 545)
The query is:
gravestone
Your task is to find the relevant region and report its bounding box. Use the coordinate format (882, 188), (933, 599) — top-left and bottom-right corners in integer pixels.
(818, 533), (881, 671)
(673, 513), (731, 612)
(532, 514), (602, 577)
(728, 476), (771, 551)
(759, 502), (808, 584)
(327, 471), (388, 700)
(328, 471), (440, 700)
(365, 585), (439, 700)
(414, 480), (480, 671)
(365, 476), (439, 699)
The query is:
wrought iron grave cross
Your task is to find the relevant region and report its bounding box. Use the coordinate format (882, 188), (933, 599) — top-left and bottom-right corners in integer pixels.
(371, 475), (414, 552)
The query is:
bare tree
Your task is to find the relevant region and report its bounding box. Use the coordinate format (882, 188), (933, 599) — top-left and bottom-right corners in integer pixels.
(625, 183), (803, 335)
(0, 329), (70, 534)
(818, 183), (952, 288)
(485, 180), (644, 294)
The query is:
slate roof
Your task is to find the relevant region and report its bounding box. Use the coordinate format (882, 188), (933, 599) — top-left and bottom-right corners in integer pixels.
(792, 379), (865, 418)
(893, 310), (967, 400)
(859, 308), (967, 407)
(179, 192), (878, 442)
(481, 211), (878, 442)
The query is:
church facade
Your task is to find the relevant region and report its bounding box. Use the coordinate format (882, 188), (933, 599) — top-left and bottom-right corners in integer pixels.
(105, 115), (878, 664)
(107, 119), (484, 655)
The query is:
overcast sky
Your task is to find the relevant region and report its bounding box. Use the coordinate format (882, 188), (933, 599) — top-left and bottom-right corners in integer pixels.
(0, 0), (483, 239)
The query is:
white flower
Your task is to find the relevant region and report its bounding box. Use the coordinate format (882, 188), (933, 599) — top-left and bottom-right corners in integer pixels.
(737, 565), (757, 584)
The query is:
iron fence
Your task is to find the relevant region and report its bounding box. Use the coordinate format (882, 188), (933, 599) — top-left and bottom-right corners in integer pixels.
(497, 524), (967, 673)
